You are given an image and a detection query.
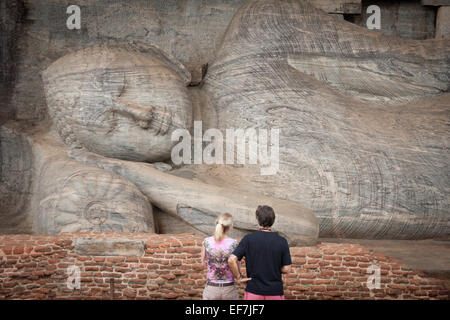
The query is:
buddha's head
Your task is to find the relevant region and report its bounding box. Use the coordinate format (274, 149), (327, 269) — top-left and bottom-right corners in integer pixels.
(42, 42), (192, 162)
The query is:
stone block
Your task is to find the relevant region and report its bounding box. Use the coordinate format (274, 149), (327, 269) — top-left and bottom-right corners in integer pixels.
(436, 6), (450, 38)
(311, 0), (361, 14)
(74, 238), (145, 256)
(421, 0), (450, 6)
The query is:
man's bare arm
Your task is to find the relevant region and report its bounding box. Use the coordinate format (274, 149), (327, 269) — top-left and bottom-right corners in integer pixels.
(228, 254), (241, 279)
(281, 264), (292, 274)
(228, 254), (251, 283)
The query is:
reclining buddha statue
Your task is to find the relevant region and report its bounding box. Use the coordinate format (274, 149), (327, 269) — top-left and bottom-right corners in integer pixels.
(1, 0), (448, 243)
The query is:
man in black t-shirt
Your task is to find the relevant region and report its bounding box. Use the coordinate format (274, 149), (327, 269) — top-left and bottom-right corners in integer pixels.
(228, 205), (292, 300)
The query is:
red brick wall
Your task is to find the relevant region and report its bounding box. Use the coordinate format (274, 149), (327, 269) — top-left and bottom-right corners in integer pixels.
(0, 233), (448, 300)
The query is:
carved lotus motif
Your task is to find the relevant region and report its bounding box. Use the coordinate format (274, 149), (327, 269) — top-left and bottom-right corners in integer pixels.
(37, 168), (154, 234)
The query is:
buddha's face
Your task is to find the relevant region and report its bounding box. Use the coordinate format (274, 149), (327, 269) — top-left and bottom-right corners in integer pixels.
(43, 45), (192, 162)
(75, 65), (192, 162)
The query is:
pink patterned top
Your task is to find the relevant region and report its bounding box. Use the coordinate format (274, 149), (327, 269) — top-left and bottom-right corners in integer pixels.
(203, 236), (239, 283)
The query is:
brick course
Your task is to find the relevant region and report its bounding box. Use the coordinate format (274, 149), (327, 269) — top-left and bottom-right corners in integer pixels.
(0, 233), (448, 300)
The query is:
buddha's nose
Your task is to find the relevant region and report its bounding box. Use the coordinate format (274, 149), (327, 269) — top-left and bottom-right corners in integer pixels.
(111, 97), (171, 135)
(112, 97), (153, 120)
(111, 97), (153, 129)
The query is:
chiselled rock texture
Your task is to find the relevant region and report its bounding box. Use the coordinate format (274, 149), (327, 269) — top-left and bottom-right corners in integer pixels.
(0, 0), (24, 125)
(0, 123), (33, 233)
(0, 39), (318, 244)
(436, 6), (450, 39)
(40, 42), (317, 244)
(70, 149), (318, 245)
(9, 0), (248, 122)
(1, 0), (449, 242)
(23, 126), (155, 235)
(42, 43), (192, 163)
(34, 147), (155, 235)
(196, 0), (450, 239)
(359, 1), (437, 40)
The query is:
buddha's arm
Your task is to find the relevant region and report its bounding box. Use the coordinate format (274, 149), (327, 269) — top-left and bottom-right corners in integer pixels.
(69, 149), (318, 245)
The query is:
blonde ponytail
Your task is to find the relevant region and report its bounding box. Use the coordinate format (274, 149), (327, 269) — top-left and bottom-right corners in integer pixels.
(213, 213), (233, 242)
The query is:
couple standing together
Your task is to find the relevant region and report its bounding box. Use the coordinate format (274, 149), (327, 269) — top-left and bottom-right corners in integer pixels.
(201, 205), (292, 300)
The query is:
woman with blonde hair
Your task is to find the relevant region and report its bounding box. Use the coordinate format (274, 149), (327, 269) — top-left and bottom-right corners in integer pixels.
(201, 213), (247, 300)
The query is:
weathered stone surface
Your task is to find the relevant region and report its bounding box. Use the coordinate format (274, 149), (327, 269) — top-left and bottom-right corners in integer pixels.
(39, 39), (318, 244)
(33, 142), (155, 235)
(3, 0), (441, 123)
(195, 0), (449, 239)
(421, 0), (450, 6)
(0, 123), (33, 233)
(42, 42), (192, 163)
(436, 6), (450, 39)
(1, 0), (449, 242)
(3, 38), (319, 244)
(287, 54), (447, 101)
(1, 121), (156, 235)
(74, 238), (145, 256)
(310, 0), (361, 14)
(360, 1), (437, 40)
(152, 162), (173, 172)
(10, 0), (248, 122)
(0, 0), (24, 125)
(70, 149), (319, 246)
(153, 206), (201, 235)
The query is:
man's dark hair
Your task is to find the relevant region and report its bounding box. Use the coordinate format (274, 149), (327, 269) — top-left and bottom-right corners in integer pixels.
(256, 205), (275, 227)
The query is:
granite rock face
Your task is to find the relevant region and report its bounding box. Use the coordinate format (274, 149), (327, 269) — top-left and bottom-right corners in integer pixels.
(0, 122), (156, 235)
(0, 123), (33, 233)
(69, 149), (319, 246)
(42, 42), (193, 163)
(0, 0), (24, 125)
(35, 147), (156, 235)
(7, 0), (248, 122)
(197, 0), (450, 239)
(0, 39), (319, 245)
(0, 0), (449, 241)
